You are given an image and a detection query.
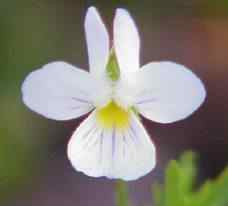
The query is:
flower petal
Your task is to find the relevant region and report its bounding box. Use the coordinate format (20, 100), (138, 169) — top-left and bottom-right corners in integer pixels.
(22, 61), (97, 120)
(67, 111), (104, 177)
(114, 8), (140, 73)
(67, 111), (156, 181)
(85, 7), (110, 76)
(112, 114), (156, 180)
(134, 61), (206, 123)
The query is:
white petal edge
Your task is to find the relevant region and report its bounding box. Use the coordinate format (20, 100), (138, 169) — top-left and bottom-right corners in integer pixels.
(85, 7), (110, 76)
(114, 8), (140, 73)
(22, 61), (98, 120)
(133, 61), (206, 123)
(67, 111), (156, 181)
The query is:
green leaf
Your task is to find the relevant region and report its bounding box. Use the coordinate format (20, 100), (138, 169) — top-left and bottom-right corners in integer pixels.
(213, 168), (228, 206)
(115, 180), (130, 206)
(152, 151), (228, 206)
(178, 151), (197, 195)
(114, 152), (228, 206)
(164, 160), (185, 206)
(153, 152), (197, 206)
(192, 168), (228, 206)
(106, 49), (120, 81)
(190, 180), (214, 206)
(162, 152), (196, 206)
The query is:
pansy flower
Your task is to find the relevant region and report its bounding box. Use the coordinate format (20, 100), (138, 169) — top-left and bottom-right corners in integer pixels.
(21, 7), (206, 181)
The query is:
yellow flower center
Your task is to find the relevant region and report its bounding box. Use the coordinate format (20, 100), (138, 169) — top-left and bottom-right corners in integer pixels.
(96, 101), (130, 130)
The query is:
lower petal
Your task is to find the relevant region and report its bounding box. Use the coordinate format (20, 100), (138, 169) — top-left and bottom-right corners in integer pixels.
(67, 111), (156, 181)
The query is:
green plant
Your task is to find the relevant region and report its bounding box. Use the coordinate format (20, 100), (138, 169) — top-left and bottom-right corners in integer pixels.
(116, 151), (228, 206)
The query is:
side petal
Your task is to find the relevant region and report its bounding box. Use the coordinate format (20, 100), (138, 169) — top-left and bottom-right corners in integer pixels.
(85, 7), (110, 76)
(114, 8), (140, 73)
(67, 112), (156, 181)
(134, 61), (206, 123)
(22, 61), (96, 120)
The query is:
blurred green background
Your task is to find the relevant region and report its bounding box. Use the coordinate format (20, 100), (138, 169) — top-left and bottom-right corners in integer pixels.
(1, 0), (228, 205)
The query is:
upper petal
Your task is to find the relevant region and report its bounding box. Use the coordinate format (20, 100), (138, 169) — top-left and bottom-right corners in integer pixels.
(133, 61), (206, 123)
(85, 7), (110, 76)
(67, 111), (156, 181)
(114, 8), (140, 73)
(22, 61), (97, 120)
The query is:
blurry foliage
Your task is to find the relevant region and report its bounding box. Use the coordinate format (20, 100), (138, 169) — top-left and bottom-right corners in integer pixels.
(88, 0), (228, 18)
(154, 152), (228, 206)
(0, 0), (63, 203)
(203, 0), (228, 16)
(116, 152), (228, 206)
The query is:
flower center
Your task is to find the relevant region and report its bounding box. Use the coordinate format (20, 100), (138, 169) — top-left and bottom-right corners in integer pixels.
(96, 101), (130, 130)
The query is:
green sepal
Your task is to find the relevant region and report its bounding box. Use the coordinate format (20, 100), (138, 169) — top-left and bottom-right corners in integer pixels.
(106, 49), (120, 81)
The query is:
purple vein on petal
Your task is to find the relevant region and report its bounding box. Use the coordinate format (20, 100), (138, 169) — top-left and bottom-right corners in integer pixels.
(83, 126), (98, 151)
(69, 106), (82, 110)
(129, 124), (138, 145)
(136, 97), (157, 105)
(71, 97), (91, 104)
(111, 128), (116, 167)
(73, 125), (96, 160)
(99, 130), (104, 168)
(130, 121), (142, 145)
(52, 95), (92, 104)
(122, 132), (126, 160)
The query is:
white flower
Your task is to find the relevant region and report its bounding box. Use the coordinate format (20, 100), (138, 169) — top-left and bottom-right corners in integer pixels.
(21, 7), (206, 181)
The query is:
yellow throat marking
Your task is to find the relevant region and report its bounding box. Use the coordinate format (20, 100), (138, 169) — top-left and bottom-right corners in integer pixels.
(96, 101), (130, 130)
